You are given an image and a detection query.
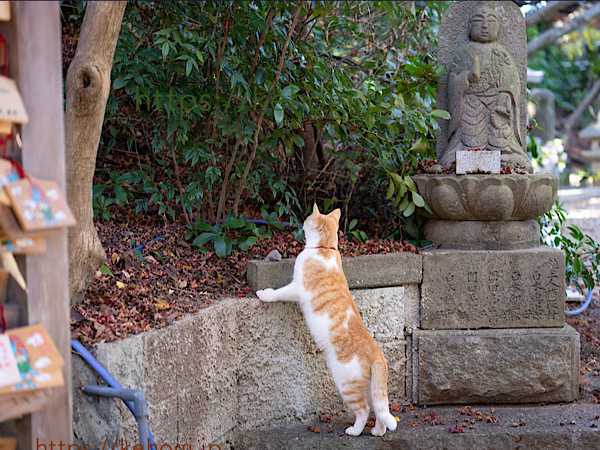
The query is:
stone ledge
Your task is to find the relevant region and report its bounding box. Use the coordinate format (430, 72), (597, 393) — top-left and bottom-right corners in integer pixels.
(415, 325), (580, 405)
(247, 252), (422, 291)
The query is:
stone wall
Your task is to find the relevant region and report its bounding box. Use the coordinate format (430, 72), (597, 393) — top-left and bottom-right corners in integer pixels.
(72, 253), (421, 448)
(72, 249), (580, 447)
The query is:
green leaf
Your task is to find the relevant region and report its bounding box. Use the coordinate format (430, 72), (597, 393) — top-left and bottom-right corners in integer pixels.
(194, 222), (216, 232)
(356, 90), (367, 106)
(114, 184), (128, 205)
(99, 265), (114, 277)
(349, 218), (358, 231)
(282, 84), (300, 100)
(274, 103), (284, 126)
(403, 201), (416, 217)
(223, 218), (246, 229)
(405, 221), (420, 240)
(239, 235), (258, 252)
(161, 41), (169, 59)
(192, 233), (214, 247)
(113, 77), (127, 90)
(365, 112), (375, 130)
(423, 201), (434, 214)
(431, 109), (451, 120)
(93, 184), (107, 199)
(410, 138), (428, 154)
(403, 175), (418, 193)
(396, 194), (409, 210)
(390, 173), (403, 185)
(214, 235), (228, 258)
(186, 59), (193, 77)
(386, 179), (395, 200)
(132, 249), (144, 263)
(412, 192), (425, 208)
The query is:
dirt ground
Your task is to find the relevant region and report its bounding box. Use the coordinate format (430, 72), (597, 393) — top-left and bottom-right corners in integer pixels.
(560, 188), (600, 403)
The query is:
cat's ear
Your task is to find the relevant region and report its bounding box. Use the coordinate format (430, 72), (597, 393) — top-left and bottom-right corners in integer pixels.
(329, 209), (341, 221)
(312, 203), (320, 216)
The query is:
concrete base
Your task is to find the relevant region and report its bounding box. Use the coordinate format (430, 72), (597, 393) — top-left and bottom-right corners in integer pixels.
(423, 219), (540, 250)
(233, 403), (600, 450)
(413, 326), (580, 405)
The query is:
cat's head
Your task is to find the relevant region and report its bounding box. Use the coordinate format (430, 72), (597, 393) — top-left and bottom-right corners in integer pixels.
(303, 204), (341, 248)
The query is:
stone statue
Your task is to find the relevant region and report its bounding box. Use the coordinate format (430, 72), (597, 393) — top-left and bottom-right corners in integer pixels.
(439, 5), (532, 172)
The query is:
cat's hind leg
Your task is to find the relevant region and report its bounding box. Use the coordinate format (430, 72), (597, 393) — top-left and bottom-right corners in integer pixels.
(340, 380), (370, 436)
(256, 283), (300, 302)
(370, 360), (397, 436)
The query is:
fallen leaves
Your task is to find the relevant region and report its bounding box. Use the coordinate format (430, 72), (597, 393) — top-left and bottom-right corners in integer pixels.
(71, 202), (419, 346)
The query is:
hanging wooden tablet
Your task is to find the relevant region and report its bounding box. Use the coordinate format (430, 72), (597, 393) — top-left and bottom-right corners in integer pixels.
(0, 77), (28, 125)
(0, 121), (11, 134)
(0, 333), (20, 388)
(1, 236), (46, 254)
(0, 2), (10, 22)
(0, 204), (51, 240)
(0, 324), (64, 394)
(0, 391), (47, 422)
(0, 267), (8, 298)
(0, 438), (18, 450)
(0, 158), (18, 187)
(5, 178), (76, 231)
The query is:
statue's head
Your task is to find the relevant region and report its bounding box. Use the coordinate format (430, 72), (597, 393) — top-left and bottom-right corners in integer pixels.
(469, 6), (499, 43)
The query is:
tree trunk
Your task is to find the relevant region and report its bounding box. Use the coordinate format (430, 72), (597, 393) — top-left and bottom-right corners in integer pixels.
(527, 3), (600, 56)
(65, 1), (126, 307)
(525, 1), (578, 29)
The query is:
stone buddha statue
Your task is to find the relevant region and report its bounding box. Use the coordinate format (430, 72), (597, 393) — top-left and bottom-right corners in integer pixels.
(440, 6), (532, 172)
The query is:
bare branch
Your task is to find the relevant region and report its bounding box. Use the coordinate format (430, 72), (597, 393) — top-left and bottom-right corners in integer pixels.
(232, 4), (303, 216)
(563, 78), (600, 150)
(525, 1), (578, 29)
(527, 3), (600, 56)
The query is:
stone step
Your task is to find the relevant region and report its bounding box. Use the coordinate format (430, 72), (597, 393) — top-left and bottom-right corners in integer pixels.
(230, 403), (599, 450)
(413, 326), (580, 405)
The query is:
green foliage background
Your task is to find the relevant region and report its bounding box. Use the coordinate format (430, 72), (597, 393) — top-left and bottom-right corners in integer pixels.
(64, 1), (448, 252)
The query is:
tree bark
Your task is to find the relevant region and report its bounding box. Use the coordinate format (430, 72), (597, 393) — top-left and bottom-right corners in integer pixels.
(525, 1), (578, 29)
(527, 2), (600, 56)
(65, 1), (126, 307)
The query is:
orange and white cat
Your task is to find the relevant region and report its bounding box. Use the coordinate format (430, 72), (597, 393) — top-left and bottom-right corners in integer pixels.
(256, 204), (397, 437)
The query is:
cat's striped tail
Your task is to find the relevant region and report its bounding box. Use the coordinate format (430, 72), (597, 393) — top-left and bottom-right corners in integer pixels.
(371, 360), (397, 433)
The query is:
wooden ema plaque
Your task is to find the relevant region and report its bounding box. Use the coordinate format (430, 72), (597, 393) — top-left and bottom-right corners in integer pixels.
(0, 1), (10, 22)
(0, 204), (51, 240)
(0, 438), (18, 450)
(0, 77), (28, 125)
(0, 158), (19, 187)
(0, 391), (47, 423)
(4, 178), (76, 231)
(0, 324), (64, 395)
(0, 236), (46, 254)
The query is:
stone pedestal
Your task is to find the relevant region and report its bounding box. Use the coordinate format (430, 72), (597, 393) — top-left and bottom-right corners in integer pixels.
(414, 326), (580, 404)
(415, 247), (580, 404)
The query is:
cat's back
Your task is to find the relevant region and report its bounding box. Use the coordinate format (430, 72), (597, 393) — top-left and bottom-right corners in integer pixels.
(298, 249), (381, 363)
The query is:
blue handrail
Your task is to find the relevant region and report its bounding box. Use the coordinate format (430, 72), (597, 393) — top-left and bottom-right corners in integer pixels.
(71, 339), (155, 445)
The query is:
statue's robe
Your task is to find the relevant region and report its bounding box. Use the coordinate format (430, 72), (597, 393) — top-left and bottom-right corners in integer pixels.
(442, 41), (531, 171)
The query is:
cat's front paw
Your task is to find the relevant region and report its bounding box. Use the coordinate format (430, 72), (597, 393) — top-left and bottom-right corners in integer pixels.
(256, 288), (276, 302)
